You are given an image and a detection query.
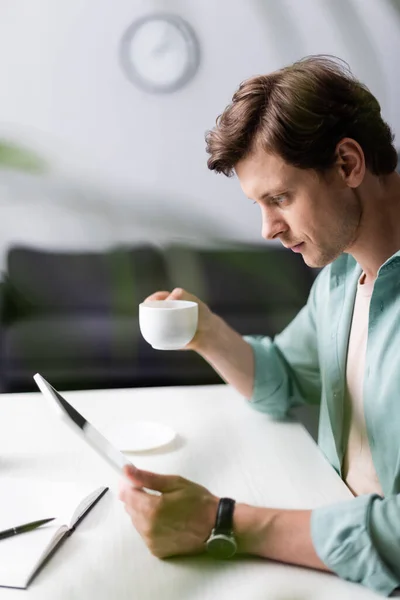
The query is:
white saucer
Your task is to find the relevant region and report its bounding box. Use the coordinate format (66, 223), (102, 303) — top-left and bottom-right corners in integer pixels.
(105, 421), (177, 452)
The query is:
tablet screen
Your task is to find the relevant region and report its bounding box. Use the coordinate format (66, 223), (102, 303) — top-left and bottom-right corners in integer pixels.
(33, 373), (131, 475)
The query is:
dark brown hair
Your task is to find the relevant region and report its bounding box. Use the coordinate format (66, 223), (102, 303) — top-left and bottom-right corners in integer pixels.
(206, 55), (397, 177)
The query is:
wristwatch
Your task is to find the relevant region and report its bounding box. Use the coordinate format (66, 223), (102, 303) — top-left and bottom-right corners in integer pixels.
(206, 498), (237, 559)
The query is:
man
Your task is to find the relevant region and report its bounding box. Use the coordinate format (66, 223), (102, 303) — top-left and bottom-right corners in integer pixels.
(119, 55), (400, 596)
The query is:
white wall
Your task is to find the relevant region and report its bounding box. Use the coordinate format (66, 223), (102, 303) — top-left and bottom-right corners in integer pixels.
(1, 0), (400, 256)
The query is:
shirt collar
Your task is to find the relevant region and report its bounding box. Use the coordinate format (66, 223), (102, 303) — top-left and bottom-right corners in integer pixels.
(329, 249), (400, 284)
(377, 249), (400, 276)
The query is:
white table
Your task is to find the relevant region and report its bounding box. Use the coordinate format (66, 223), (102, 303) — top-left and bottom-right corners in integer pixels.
(0, 383), (382, 599)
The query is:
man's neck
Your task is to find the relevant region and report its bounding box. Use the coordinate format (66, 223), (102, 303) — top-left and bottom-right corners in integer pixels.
(347, 172), (400, 283)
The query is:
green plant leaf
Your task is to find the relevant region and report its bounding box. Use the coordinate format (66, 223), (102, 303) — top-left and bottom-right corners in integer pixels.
(0, 140), (47, 173)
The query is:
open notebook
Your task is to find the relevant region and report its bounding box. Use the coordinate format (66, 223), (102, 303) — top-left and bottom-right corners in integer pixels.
(0, 478), (108, 589)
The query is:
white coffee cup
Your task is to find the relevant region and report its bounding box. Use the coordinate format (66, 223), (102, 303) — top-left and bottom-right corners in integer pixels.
(139, 300), (198, 350)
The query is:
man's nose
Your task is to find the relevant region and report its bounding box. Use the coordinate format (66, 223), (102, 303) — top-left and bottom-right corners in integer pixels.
(261, 209), (287, 240)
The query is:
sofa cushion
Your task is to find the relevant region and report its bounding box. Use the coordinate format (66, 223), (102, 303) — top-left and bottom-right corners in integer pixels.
(2, 315), (222, 391)
(164, 244), (315, 313)
(3, 315), (142, 364)
(6, 245), (168, 317)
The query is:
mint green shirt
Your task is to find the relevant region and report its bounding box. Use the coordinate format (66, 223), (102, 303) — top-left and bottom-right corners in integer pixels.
(244, 251), (400, 596)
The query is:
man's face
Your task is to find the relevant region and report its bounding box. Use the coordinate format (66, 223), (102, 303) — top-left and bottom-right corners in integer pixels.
(235, 146), (362, 268)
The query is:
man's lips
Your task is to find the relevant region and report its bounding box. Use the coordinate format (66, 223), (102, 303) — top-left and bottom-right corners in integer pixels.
(283, 242), (304, 252)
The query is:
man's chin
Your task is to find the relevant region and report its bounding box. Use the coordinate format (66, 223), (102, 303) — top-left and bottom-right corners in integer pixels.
(302, 256), (320, 268)
(302, 249), (339, 269)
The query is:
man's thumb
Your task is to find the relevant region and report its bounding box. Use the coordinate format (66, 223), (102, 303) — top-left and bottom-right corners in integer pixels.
(124, 465), (182, 494)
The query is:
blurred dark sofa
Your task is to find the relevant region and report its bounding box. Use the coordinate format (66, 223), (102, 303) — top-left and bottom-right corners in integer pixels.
(0, 244), (317, 393)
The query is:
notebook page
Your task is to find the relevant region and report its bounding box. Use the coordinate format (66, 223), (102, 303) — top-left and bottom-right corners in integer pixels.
(69, 487), (107, 528)
(0, 478), (99, 588)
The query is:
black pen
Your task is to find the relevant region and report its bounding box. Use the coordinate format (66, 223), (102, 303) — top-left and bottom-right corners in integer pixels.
(0, 518), (56, 541)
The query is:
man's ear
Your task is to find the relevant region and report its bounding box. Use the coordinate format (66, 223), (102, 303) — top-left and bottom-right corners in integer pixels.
(335, 138), (365, 187)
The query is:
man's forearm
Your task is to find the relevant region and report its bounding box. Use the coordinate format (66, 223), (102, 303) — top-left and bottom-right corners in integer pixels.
(194, 316), (328, 571)
(234, 503), (330, 572)
(193, 314), (255, 399)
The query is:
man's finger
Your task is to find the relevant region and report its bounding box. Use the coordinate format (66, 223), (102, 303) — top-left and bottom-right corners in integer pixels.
(168, 288), (199, 304)
(121, 489), (152, 527)
(120, 482), (149, 506)
(123, 465), (183, 493)
(168, 287), (185, 299)
(144, 291), (170, 302)
(119, 476), (146, 502)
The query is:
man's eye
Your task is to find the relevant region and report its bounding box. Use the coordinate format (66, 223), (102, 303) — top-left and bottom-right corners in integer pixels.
(274, 195), (287, 205)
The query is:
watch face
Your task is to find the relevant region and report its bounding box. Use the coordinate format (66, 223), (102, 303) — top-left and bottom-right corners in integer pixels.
(119, 13), (200, 94)
(207, 534), (237, 559)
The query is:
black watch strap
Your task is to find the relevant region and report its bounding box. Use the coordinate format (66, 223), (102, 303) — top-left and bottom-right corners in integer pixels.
(215, 498), (235, 533)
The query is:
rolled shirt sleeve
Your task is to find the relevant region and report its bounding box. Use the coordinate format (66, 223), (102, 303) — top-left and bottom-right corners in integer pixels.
(243, 268), (323, 418)
(243, 335), (293, 419)
(311, 495), (400, 596)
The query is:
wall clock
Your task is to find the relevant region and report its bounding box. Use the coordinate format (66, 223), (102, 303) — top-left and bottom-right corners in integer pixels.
(120, 13), (200, 94)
